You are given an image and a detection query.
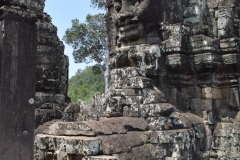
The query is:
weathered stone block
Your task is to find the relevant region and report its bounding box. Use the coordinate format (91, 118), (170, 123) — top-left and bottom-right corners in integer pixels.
(228, 87), (240, 110)
(64, 103), (80, 113)
(222, 54), (240, 72)
(142, 89), (167, 104)
(186, 86), (202, 98)
(184, 17), (202, 25)
(110, 67), (146, 81)
(148, 129), (196, 159)
(65, 136), (102, 155)
(35, 92), (66, 109)
(190, 35), (219, 53)
(43, 122), (95, 136)
(124, 95), (144, 105)
(166, 54), (190, 73)
(115, 144), (167, 160)
(212, 123), (238, 153)
(192, 53), (221, 73)
(93, 94), (107, 106)
(222, 53), (240, 64)
(169, 87), (189, 112)
(146, 117), (170, 131)
(99, 132), (148, 154)
(92, 105), (106, 117)
(220, 37), (240, 52)
(218, 0), (237, 8)
(108, 88), (143, 96)
(150, 131), (159, 144)
(111, 76), (153, 89)
(35, 134), (102, 157)
(62, 102), (98, 122)
(170, 112), (204, 128)
(123, 105), (140, 117)
(123, 103), (175, 118)
(234, 112), (240, 122)
(165, 23), (191, 37)
(191, 98), (213, 119)
(42, 117), (148, 136)
(35, 108), (63, 128)
(140, 103), (175, 117)
(183, 6), (203, 18)
(168, 74), (194, 86)
(213, 123), (234, 137)
(92, 117), (148, 134)
(83, 155), (119, 160)
(218, 9), (234, 38)
(165, 35), (189, 53)
(207, 0), (218, 9)
(202, 87), (212, 99)
(212, 88), (228, 99)
(109, 51), (130, 69)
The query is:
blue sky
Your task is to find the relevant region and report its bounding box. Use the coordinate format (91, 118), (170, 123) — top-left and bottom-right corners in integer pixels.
(44, 0), (104, 78)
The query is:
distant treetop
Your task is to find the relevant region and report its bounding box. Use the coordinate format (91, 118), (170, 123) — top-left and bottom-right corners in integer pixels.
(90, 0), (106, 10)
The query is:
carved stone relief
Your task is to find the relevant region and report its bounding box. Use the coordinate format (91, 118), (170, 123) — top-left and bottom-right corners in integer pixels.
(35, 13), (69, 128)
(34, 0), (240, 159)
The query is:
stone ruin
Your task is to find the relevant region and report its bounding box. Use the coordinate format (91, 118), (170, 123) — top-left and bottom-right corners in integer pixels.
(35, 12), (69, 128)
(34, 0), (240, 159)
(2, 0), (240, 159)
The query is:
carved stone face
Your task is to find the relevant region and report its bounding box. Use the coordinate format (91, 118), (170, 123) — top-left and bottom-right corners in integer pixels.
(36, 47), (61, 93)
(112, 0), (163, 46)
(36, 64), (60, 92)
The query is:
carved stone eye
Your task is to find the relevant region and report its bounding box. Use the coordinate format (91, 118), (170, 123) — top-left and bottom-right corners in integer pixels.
(114, 0), (122, 13)
(132, 0), (142, 6)
(130, 0), (138, 5)
(135, 1), (139, 6)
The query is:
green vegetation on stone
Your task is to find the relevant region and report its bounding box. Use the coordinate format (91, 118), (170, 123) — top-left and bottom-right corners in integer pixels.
(68, 66), (105, 104)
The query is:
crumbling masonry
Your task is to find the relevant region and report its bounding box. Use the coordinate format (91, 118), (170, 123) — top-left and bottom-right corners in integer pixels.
(2, 0), (240, 160)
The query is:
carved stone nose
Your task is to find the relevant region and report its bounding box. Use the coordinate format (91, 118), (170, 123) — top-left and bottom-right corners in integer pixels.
(120, 0), (131, 13)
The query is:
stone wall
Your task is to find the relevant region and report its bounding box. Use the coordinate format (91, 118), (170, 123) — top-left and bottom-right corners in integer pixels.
(34, 0), (240, 160)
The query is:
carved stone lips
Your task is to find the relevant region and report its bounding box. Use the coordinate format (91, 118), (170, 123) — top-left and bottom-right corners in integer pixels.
(118, 23), (143, 41)
(119, 23), (139, 32)
(47, 79), (56, 82)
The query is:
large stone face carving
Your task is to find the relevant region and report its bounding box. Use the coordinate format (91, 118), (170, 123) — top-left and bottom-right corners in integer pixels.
(112, 0), (164, 46)
(34, 0), (240, 159)
(35, 13), (69, 128)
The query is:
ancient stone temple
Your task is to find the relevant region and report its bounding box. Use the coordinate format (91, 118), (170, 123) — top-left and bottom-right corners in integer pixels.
(33, 0), (240, 159)
(35, 12), (69, 128)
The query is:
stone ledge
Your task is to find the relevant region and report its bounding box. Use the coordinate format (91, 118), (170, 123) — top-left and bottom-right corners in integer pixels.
(35, 134), (102, 156)
(83, 155), (119, 160)
(42, 117), (148, 136)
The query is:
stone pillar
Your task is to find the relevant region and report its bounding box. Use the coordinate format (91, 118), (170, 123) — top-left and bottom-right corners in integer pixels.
(0, 11), (37, 160)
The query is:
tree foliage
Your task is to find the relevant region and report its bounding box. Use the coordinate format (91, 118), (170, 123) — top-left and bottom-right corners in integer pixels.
(68, 66), (105, 104)
(90, 0), (106, 10)
(63, 14), (106, 65)
(63, 12), (110, 92)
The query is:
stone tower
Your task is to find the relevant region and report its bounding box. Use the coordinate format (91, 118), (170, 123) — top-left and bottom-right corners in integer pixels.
(34, 0), (240, 159)
(35, 12), (69, 128)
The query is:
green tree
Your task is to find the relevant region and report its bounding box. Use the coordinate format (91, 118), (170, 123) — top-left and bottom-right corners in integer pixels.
(90, 0), (106, 9)
(68, 66), (105, 104)
(63, 13), (110, 92)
